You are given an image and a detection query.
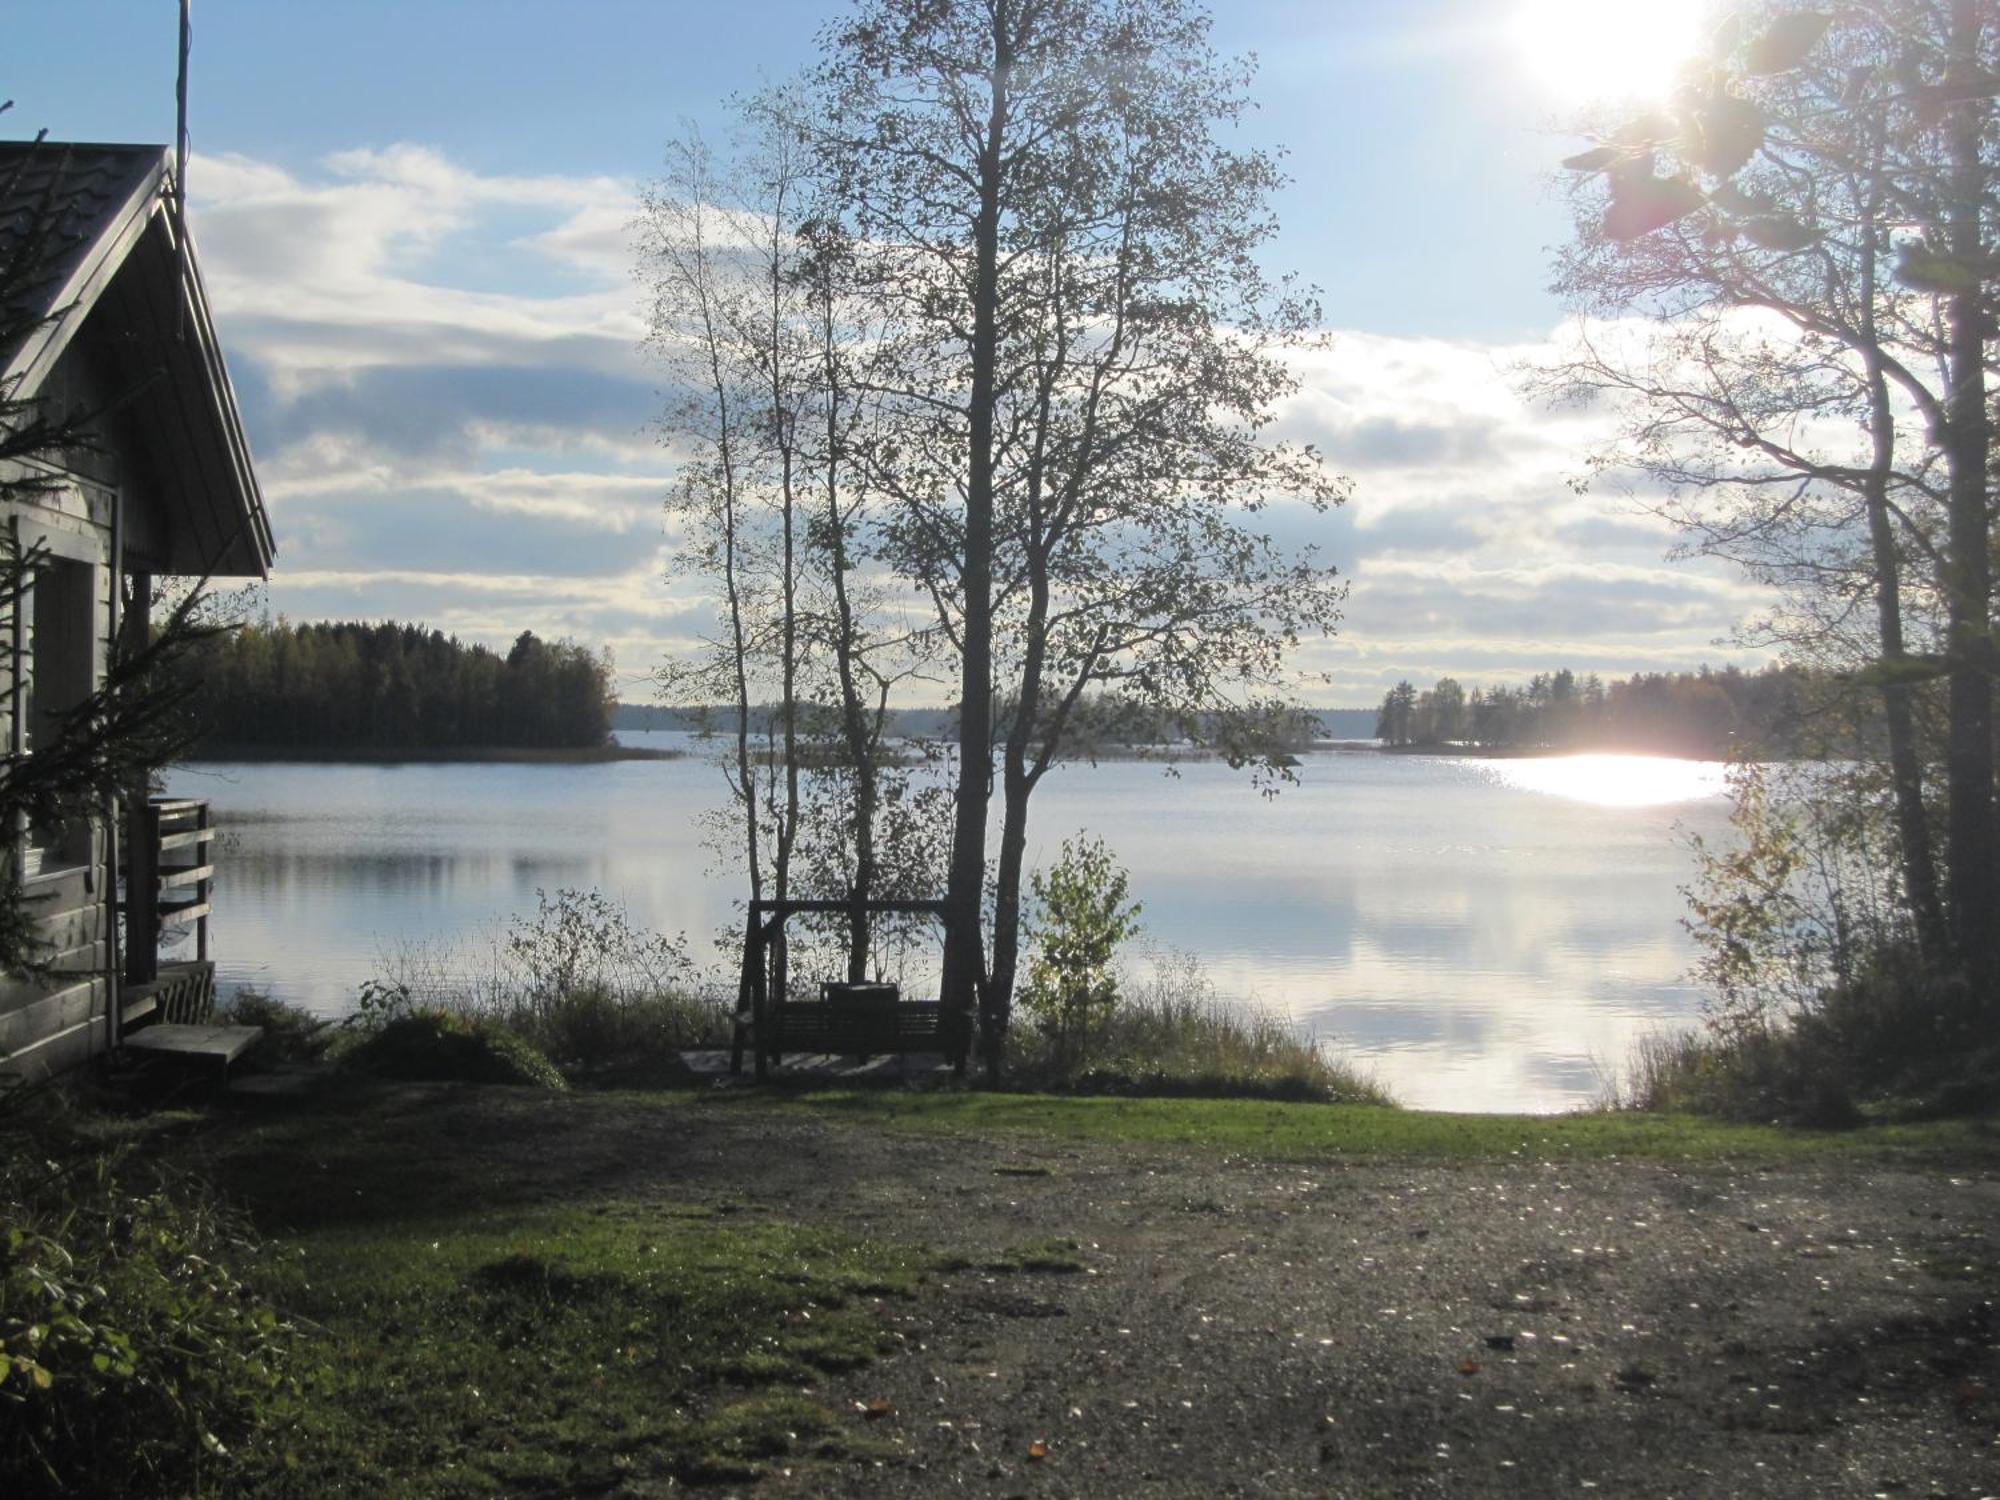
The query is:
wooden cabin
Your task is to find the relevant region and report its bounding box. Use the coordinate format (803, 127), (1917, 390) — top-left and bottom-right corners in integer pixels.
(0, 141), (274, 1082)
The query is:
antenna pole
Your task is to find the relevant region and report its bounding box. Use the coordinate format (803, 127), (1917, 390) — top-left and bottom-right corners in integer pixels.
(174, 0), (191, 341)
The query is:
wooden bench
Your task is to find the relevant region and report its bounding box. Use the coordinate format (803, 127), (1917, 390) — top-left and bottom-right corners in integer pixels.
(730, 898), (985, 1081)
(766, 983), (972, 1075)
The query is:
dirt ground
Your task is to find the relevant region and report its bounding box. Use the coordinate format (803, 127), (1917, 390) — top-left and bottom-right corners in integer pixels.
(223, 1087), (2000, 1498)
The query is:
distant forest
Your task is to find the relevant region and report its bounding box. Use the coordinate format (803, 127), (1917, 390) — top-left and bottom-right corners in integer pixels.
(618, 700), (1349, 751)
(192, 621), (615, 751)
(198, 646), (1825, 759)
(1374, 665), (1831, 757)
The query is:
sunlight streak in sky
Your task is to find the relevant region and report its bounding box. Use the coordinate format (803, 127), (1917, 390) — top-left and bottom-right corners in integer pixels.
(1510, 0), (1707, 107)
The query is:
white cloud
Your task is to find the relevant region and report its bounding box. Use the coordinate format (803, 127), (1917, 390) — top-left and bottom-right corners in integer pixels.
(189, 145), (1777, 708)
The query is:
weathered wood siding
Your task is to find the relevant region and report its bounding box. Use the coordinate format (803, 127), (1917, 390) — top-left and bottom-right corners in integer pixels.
(2, 456), (118, 1083)
(0, 860), (112, 1080)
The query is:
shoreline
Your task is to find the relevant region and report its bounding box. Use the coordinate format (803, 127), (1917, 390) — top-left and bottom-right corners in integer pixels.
(1331, 740), (1730, 760)
(187, 743), (683, 765)
(185, 740), (1744, 768)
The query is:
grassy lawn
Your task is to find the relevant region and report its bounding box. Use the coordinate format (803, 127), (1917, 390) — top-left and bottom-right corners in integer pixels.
(249, 1207), (911, 1492)
(785, 1087), (2000, 1163)
(199, 1095), (920, 1494)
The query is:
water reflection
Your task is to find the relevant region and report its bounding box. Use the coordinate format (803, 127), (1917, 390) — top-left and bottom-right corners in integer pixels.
(1484, 753), (1728, 807)
(167, 745), (1734, 1114)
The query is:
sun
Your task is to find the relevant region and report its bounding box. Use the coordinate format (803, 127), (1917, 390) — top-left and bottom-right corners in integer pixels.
(1510, 0), (1709, 108)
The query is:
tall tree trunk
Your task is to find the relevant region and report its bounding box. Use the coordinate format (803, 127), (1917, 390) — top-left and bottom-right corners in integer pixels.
(987, 554), (1050, 1018)
(819, 276), (876, 982)
(1942, 0), (1996, 989)
(989, 746), (1033, 1013)
(699, 279), (759, 912)
(768, 202), (802, 1006)
(1857, 199), (1945, 956)
(943, 7), (1009, 1077)
(1863, 391), (1946, 956)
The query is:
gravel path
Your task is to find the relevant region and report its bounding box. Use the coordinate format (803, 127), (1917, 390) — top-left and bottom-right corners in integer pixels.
(258, 1088), (2000, 1497)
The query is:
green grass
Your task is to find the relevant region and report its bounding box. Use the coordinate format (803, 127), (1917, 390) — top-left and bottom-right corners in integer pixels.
(986, 1236), (1089, 1274)
(340, 1008), (569, 1089)
(785, 1088), (2000, 1163)
(189, 1089), (919, 1494)
(231, 1201), (913, 1494)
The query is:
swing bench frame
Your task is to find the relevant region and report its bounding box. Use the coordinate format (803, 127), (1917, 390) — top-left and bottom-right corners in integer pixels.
(727, 898), (976, 1079)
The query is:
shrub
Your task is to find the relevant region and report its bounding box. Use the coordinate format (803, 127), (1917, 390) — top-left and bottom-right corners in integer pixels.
(506, 886), (692, 1007)
(1010, 948), (1392, 1105)
(217, 989), (332, 1063)
(1661, 761), (1996, 1123)
(1018, 834), (1142, 1072)
(502, 983), (728, 1081)
(365, 890), (728, 1083)
(1611, 1027), (1859, 1126)
(341, 993), (567, 1090)
(0, 1125), (294, 1496)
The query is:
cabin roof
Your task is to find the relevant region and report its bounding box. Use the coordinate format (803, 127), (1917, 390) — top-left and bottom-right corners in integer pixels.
(0, 140), (273, 578)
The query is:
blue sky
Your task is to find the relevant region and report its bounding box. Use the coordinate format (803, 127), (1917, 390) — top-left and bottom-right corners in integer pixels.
(10, 0), (1762, 703)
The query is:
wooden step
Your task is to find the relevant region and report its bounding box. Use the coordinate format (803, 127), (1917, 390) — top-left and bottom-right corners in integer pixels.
(123, 1023), (262, 1068)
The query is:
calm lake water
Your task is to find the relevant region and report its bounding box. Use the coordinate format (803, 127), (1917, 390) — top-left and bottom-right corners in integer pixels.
(164, 737), (1734, 1113)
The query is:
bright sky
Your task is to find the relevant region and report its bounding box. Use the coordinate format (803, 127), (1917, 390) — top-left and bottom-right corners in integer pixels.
(9, 0), (1762, 705)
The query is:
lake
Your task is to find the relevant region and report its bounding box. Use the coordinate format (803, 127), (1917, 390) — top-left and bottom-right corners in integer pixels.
(164, 738), (1735, 1113)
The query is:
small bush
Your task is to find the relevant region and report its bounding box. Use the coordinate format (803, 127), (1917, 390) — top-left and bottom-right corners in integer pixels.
(217, 989), (332, 1063)
(341, 1002), (567, 1090)
(0, 1126), (294, 1496)
(1018, 835), (1143, 1073)
(506, 886), (693, 1007)
(1617, 947), (1995, 1125)
(1612, 1028), (1857, 1126)
(366, 890), (728, 1083)
(1009, 949), (1391, 1105)
(500, 983), (728, 1081)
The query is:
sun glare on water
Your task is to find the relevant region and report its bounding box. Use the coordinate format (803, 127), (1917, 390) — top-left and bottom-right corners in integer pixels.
(1491, 753), (1727, 808)
(1511, 0), (1708, 107)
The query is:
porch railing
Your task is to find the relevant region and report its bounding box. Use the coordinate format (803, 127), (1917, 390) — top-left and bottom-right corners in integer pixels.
(123, 796), (212, 985)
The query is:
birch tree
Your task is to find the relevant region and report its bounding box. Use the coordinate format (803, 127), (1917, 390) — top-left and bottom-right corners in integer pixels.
(809, 0), (1345, 1064)
(643, 118), (934, 986)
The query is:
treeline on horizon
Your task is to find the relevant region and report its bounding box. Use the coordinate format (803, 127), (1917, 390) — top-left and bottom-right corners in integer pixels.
(1374, 664), (1838, 757)
(189, 621), (616, 751)
(617, 699), (1344, 751)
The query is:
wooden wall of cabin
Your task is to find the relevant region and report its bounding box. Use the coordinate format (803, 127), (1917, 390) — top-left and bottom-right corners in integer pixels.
(0, 463), (118, 1084)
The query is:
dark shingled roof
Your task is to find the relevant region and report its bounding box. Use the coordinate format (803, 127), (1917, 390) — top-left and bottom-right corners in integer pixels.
(0, 138), (272, 578)
(0, 141), (166, 375)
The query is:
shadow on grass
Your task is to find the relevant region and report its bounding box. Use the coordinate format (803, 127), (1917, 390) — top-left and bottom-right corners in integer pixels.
(207, 1078), (734, 1234)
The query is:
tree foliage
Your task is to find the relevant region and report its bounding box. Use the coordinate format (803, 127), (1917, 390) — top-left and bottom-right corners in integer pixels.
(640, 0), (1345, 1063)
(1019, 833), (1142, 1071)
(1543, 0), (2000, 1095)
(641, 115), (937, 986)
(188, 620), (615, 752)
(1375, 663), (1834, 756)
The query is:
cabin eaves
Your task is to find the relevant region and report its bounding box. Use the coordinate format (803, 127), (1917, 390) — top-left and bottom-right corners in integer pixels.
(0, 140), (273, 579)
